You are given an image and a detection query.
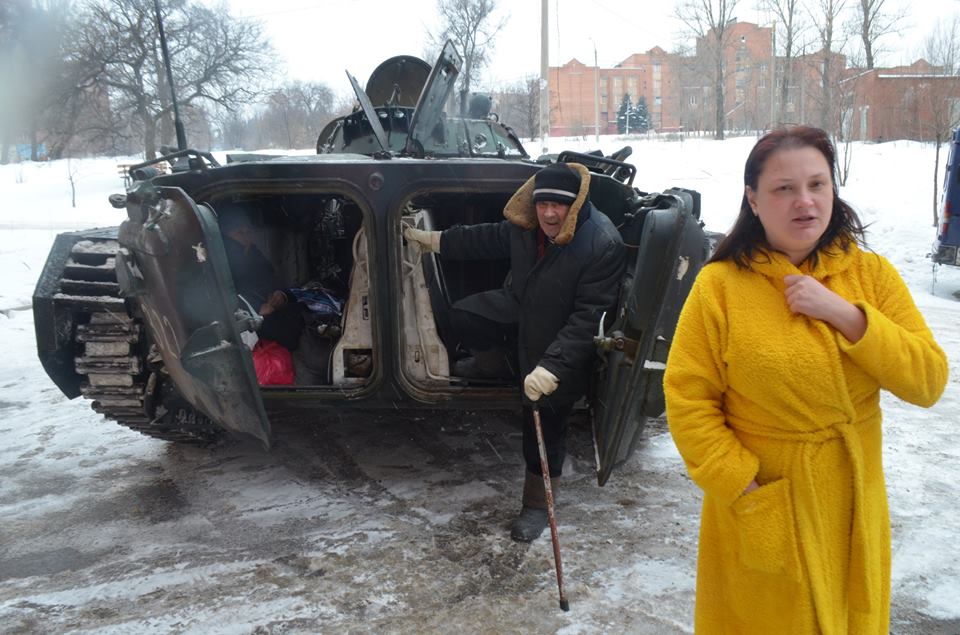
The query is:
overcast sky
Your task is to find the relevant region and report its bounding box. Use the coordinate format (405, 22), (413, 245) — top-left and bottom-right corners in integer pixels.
(222, 0), (955, 98)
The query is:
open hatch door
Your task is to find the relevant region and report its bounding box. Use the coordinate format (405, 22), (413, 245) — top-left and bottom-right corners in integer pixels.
(116, 186), (270, 448)
(591, 189), (706, 485)
(346, 69), (390, 154)
(405, 40), (462, 156)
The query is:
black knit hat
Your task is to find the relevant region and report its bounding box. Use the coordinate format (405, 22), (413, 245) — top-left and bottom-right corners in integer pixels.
(533, 163), (579, 204)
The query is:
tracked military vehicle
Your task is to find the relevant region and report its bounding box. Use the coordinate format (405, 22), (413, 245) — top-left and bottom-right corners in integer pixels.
(33, 41), (706, 484)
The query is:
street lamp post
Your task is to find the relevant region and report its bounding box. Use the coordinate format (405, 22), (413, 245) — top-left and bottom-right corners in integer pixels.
(540, 0), (549, 153)
(594, 41), (600, 141)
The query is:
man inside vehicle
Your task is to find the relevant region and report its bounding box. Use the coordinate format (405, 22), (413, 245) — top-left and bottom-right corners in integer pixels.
(403, 162), (626, 541)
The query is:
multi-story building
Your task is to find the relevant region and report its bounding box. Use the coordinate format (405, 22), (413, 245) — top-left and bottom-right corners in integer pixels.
(548, 46), (682, 136)
(682, 21), (775, 134)
(547, 19), (960, 141)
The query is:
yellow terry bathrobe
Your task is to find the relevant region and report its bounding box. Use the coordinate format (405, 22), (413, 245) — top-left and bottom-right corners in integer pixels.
(663, 243), (947, 634)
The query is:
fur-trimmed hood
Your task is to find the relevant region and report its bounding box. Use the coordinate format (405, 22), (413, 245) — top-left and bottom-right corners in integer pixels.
(503, 162), (591, 246)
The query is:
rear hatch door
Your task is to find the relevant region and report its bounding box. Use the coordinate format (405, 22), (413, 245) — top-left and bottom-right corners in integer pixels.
(591, 189), (706, 484)
(117, 186), (270, 448)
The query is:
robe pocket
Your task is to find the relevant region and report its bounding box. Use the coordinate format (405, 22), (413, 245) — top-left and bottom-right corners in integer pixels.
(730, 478), (802, 581)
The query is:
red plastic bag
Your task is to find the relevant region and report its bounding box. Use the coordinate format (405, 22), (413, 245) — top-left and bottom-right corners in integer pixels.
(252, 339), (294, 385)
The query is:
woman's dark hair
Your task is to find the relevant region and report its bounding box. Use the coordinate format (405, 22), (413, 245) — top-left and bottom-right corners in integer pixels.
(709, 125), (866, 268)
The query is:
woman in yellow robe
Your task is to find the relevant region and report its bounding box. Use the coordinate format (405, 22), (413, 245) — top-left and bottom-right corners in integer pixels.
(664, 126), (947, 634)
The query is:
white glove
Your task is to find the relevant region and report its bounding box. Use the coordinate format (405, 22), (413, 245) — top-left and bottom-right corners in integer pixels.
(403, 225), (442, 253)
(524, 366), (559, 402)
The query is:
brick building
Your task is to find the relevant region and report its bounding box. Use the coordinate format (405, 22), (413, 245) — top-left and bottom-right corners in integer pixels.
(549, 46), (682, 136)
(683, 21), (776, 133)
(840, 60), (960, 142)
(547, 19), (960, 141)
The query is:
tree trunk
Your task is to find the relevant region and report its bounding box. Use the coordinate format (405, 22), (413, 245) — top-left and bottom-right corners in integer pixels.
(714, 44), (725, 140)
(155, 56), (176, 150)
(141, 108), (158, 160)
(861, 0), (875, 70)
(29, 116), (39, 161)
(779, 53), (791, 126)
(69, 160), (77, 209)
(820, 57), (832, 133)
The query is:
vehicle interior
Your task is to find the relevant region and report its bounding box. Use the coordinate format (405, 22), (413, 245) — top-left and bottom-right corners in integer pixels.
(208, 187), (521, 392)
(398, 190), (516, 390)
(210, 192), (373, 389)
(205, 169), (644, 394)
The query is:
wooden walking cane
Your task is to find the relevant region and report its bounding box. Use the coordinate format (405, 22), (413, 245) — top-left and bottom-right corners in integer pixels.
(532, 404), (570, 611)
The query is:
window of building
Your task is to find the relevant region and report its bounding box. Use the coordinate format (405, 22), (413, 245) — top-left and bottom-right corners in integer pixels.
(736, 48), (748, 73)
(655, 95), (662, 106)
(949, 98), (960, 123)
(689, 94), (697, 106)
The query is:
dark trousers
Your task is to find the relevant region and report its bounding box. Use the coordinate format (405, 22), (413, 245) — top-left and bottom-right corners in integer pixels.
(448, 306), (515, 351)
(260, 302), (304, 351)
(449, 306), (572, 478)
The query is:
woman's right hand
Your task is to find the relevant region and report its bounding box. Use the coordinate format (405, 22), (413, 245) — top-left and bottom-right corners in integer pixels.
(784, 274), (866, 342)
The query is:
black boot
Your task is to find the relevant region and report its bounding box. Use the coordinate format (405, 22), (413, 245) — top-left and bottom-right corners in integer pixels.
(510, 470), (558, 542)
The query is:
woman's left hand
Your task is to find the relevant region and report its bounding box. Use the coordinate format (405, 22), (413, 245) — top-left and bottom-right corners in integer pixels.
(784, 274), (866, 343)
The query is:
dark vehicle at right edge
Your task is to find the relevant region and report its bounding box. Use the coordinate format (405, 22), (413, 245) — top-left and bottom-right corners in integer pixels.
(33, 42), (708, 486)
(932, 128), (960, 270)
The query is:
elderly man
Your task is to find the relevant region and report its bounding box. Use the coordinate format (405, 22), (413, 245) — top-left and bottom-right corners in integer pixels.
(404, 162), (626, 542)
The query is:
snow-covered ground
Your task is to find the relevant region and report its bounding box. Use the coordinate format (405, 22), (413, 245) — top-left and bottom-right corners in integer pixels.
(0, 135), (958, 633)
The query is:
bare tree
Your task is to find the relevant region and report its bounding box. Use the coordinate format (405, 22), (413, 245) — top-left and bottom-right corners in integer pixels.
(0, 0), (36, 162)
(0, 0), (115, 161)
(429, 0), (505, 116)
(675, 0), (740, 140)
(260, 82), (337, 149)
(764, 0), (806, 125)
(77, 0), (274, 159)
(834, 69), (863, 185)
(920, 16), (960, 225)
(0, 0), (75, 162)
(807, 0), (850, 134)
(492, 76), (538, 139)
(213, 109), (246, 149)
(673, 41), (710, 136)
(852, 0), (904, 70)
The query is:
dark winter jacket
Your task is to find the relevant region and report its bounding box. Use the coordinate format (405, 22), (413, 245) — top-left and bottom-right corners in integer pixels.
(440, 163), (627, 404)
(223, 236), (277, 308)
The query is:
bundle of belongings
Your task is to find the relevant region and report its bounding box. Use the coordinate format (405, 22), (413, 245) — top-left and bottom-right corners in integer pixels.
(249, 283), (345, 386)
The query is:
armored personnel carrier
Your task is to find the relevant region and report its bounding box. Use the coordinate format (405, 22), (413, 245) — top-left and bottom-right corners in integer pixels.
(33, 42), (706, 484)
